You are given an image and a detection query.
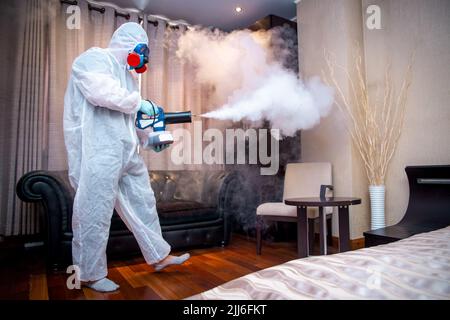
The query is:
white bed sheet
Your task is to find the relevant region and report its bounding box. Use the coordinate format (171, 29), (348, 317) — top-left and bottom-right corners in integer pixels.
(190, 226), (450, 300)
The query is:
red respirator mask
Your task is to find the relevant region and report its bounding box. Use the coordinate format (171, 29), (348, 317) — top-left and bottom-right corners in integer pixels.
(127, 43), (149, 74)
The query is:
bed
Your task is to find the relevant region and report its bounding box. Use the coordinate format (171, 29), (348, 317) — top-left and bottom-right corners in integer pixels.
(189, 226), (450, 299)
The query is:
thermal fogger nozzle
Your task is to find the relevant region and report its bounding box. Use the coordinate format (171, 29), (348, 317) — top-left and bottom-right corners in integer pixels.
(164, 111), (192, 124)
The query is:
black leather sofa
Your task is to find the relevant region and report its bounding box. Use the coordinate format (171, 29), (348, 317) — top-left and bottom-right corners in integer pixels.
(16, 170), (240, 270)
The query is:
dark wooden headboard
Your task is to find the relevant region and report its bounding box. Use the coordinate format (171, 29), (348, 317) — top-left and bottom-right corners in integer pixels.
(399, 165), (450, 229)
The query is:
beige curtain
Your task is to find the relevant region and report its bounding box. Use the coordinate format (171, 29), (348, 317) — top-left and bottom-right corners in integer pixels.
(0, 0), (49, 236)
(147, 17), (231, 171)
(140, 18), (221, 171)
(47, 0), (141, 171)
(47, 2), (222, 172)
(0, 0), (222, 236)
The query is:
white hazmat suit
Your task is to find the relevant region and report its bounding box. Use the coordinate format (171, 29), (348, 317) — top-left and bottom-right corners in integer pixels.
(63, 22), (171, 283)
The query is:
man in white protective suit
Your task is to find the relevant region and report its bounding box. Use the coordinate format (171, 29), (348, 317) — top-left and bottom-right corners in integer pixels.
(63, 22), (190, 293)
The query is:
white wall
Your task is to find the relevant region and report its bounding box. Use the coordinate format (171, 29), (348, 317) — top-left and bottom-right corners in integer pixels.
(297, 0), (450, 239)
(362, 0), (450, 227)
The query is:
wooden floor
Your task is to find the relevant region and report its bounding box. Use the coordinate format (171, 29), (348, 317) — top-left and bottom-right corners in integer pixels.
(0, 234), (336, 300)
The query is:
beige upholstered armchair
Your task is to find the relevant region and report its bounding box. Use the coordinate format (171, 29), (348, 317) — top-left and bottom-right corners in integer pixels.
(256, 162), (333, 255)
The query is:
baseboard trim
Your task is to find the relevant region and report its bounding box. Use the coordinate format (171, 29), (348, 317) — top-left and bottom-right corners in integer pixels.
(331, 236), (365, 250)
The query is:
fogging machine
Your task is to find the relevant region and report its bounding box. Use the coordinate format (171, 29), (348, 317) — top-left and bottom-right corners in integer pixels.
(135, 100), (192, 147)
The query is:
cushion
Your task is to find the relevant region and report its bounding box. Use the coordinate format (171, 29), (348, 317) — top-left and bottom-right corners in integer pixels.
(157, 200), (218, 226)
(108, 200), (218, 231)
(256, 202), (332, 219)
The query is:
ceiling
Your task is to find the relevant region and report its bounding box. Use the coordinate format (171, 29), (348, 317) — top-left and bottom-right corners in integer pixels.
(105, 0), (297, 31)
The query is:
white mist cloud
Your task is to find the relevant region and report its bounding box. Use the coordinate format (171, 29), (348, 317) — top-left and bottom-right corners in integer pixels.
(176, 27), (334, 137)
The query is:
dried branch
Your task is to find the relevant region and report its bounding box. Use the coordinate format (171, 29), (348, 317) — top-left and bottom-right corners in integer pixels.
(324, 48), (413, 185)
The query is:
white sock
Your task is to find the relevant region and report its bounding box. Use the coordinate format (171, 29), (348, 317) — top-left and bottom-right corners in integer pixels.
(154, 253), (190, 272)
(85, 278), (120, 292)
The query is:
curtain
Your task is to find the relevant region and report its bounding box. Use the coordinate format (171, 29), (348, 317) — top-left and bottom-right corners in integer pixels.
(47, 1), (224, 172)
(140, 18), (223, 171)
(0, 0), (223, 236)
(47, 0), (141, 171)
(0, 0), (49, 236)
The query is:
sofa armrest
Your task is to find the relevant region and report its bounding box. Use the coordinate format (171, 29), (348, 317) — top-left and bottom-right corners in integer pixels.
(16, 170), (73, 269)
(214, 171), (243, 245)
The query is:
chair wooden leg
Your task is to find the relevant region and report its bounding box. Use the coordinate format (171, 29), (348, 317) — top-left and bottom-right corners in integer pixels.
(308, 218), (315, 254)
(256, 216), (262, 255)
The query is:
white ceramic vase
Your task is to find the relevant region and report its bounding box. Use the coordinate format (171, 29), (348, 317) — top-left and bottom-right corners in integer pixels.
(369, 185), (386, 230)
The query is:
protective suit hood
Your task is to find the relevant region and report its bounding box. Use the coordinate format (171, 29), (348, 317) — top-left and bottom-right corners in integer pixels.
(108, 22), (149, 66)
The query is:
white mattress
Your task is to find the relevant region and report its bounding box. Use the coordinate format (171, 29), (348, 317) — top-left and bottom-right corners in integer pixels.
(190, 226), (450, 300)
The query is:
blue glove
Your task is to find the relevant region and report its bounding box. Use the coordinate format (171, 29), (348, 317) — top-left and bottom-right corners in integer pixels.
(139, 100), (158, 116)
(152, 144), (170, 152)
